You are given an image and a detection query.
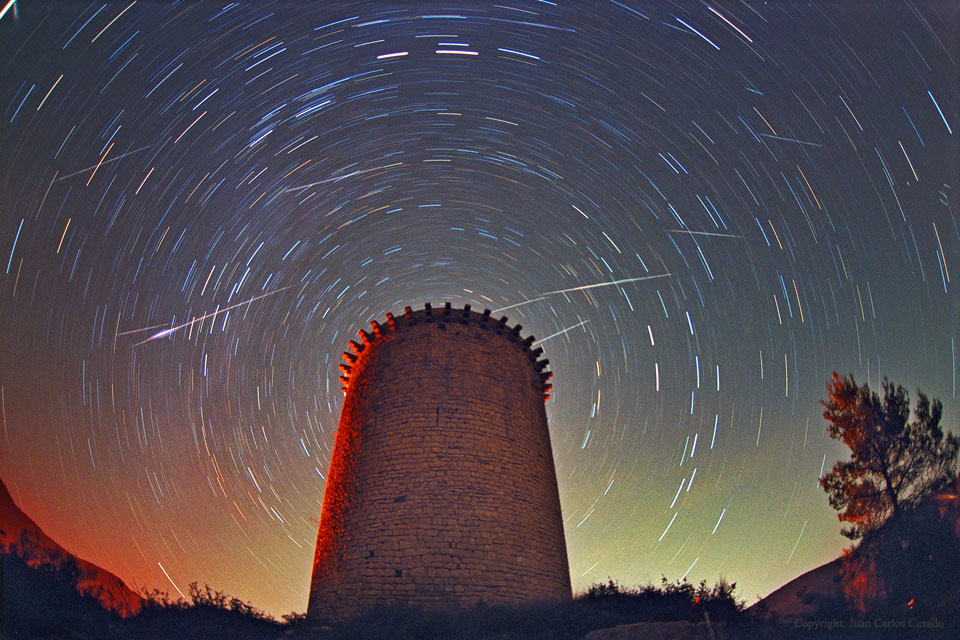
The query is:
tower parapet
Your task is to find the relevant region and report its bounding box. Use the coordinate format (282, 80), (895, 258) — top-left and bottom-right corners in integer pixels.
(337, 303), (553, 400)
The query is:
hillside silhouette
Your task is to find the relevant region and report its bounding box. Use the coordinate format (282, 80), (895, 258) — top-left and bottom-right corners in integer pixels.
(0, 477), (143, 617)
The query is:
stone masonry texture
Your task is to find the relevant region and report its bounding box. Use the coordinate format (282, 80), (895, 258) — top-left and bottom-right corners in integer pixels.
(307, 303), (571, 621)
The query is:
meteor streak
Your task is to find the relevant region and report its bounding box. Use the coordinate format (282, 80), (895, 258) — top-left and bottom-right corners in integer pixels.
(55, 144), (158, 181)
(123, 286), (294, 346)
(494, 273), (671, 312)
(494, 296), (547, 313)
(541, 273), (671, 296)
(115, 322), (173, 336)
(532, 319), (589, 345)
(283, 164), (398, 192)
(157, 562), (186, 599)
(666, 229), (743, 238)
(0, 0), (16, 22)
(757, 133), (822, 147)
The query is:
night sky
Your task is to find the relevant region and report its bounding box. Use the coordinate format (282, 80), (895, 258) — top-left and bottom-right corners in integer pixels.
(1, 1), (957, 618)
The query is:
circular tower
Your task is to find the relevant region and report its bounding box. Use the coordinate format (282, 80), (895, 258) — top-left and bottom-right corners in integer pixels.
(307, 303), (570, 621)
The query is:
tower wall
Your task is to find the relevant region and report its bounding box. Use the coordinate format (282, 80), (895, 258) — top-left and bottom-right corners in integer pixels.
(307, 304), (570, 621)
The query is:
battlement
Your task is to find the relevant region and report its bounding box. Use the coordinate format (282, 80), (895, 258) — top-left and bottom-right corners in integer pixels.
(338, 302), (553, 400)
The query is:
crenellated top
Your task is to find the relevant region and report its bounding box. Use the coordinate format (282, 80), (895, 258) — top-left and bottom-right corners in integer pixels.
(337, 302), (553, 401)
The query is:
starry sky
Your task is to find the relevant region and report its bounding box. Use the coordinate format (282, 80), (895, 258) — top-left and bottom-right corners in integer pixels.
(1, 0), (957, 618)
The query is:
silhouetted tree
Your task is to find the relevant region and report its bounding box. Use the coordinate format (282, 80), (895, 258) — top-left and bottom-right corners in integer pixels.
(820, 372), (959, 540)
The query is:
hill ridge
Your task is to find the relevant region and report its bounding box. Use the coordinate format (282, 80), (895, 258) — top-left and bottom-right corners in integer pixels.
(0, 476), (143, 617)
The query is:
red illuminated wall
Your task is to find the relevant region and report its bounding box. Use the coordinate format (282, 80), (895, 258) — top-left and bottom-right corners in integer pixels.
(307, 303), (570, 621)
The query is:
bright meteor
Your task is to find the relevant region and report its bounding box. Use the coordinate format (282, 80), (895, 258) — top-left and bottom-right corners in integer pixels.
(533, 319), (590, 346)
(0, 0), (15, 22)
(54, 144), (158, 181)
(494, 273), (671, 312)
(121, 286), (295, 346)
(666, 229), (744, 238)
(283, 164), (400, 193)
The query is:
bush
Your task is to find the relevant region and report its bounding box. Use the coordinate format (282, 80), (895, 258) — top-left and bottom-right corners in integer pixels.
(124, 583), (282, 640)
(283, 578), (746, 640)
(578, 576), (744, 624)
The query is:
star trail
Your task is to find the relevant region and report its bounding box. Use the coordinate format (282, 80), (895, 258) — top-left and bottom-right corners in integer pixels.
(1, 1), (957, 618)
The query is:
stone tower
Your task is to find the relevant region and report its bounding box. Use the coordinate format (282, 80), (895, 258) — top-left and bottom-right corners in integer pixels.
(307, 303), (570, 621)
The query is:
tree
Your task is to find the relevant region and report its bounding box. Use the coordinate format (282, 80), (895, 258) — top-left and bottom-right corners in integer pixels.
(819, 372), (959, 540)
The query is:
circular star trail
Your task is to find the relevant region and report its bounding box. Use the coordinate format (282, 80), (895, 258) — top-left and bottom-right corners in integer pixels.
(1, 1), (957, 617)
